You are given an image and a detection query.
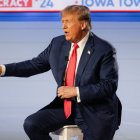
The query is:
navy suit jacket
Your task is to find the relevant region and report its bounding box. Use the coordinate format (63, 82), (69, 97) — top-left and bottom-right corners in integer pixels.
(4, 32), (122, 135)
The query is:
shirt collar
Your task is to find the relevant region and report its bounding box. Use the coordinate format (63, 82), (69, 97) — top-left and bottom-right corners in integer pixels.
(72, 32), (90, 48)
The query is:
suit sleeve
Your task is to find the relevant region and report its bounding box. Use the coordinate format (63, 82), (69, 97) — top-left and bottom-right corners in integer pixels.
(4, 41), (53, 77)
(79, 47), (118, 104)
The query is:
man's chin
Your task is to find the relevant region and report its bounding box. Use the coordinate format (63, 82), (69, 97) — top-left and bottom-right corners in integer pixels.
(65, 36), (71, 42)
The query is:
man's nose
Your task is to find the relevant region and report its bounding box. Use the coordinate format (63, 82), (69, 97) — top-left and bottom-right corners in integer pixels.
(62, 23), (67, 29)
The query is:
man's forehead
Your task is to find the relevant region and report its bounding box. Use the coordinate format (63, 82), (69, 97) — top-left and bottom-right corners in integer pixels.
(61, 14), (77, 21)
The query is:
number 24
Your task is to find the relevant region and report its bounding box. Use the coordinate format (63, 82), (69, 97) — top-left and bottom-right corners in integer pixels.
(40, 0), (53, 8)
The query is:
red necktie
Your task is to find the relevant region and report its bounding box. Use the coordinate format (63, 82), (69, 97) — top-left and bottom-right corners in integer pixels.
(64, 43), (79, 119)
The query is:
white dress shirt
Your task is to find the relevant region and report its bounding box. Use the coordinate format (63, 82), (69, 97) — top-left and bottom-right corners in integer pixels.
(68, 32), (90, 102)
(69, 32), (89, 74)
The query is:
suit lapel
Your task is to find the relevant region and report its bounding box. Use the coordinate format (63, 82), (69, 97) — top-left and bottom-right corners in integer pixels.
(58, 40), (71, 86)
(75, 33), (95, 85)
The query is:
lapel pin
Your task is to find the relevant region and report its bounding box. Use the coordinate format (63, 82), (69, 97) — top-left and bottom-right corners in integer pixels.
(87, 50), (91, 55)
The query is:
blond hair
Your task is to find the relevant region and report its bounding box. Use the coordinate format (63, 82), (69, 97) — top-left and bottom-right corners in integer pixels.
(61, 5), (92, 30)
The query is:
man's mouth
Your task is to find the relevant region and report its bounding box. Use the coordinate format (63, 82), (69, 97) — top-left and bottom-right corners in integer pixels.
(64, 31), (69, 36)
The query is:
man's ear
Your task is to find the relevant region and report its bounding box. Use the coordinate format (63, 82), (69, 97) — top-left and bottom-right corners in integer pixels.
(81, 21), (87, 30)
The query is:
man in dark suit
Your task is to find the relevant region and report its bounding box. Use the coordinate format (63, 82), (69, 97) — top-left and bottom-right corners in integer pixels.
(0, 5), (122, 140)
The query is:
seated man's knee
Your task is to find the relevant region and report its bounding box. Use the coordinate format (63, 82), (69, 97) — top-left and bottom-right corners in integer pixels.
(23, 115), (38, 135)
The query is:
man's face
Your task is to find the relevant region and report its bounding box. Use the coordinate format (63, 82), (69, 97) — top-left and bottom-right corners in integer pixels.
(61, 14), (84, 43)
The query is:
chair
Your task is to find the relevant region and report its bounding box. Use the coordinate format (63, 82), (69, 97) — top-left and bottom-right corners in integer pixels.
(52, 125), (83, 140)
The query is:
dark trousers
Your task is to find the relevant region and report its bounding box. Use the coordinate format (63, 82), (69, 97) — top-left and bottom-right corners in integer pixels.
(23, 102), (116, 140)
(24, 108), (72, 140)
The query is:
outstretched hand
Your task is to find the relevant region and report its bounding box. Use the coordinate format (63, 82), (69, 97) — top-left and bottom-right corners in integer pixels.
(0, 66), (2, 75)
(57, 86), (77, 99)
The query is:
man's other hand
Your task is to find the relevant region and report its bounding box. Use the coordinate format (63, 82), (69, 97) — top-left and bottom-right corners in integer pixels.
(58, 86), (77, 99)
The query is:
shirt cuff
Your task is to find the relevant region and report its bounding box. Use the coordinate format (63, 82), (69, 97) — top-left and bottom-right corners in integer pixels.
(76, 87), (81, 103)
(0, 65), (6, 76)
